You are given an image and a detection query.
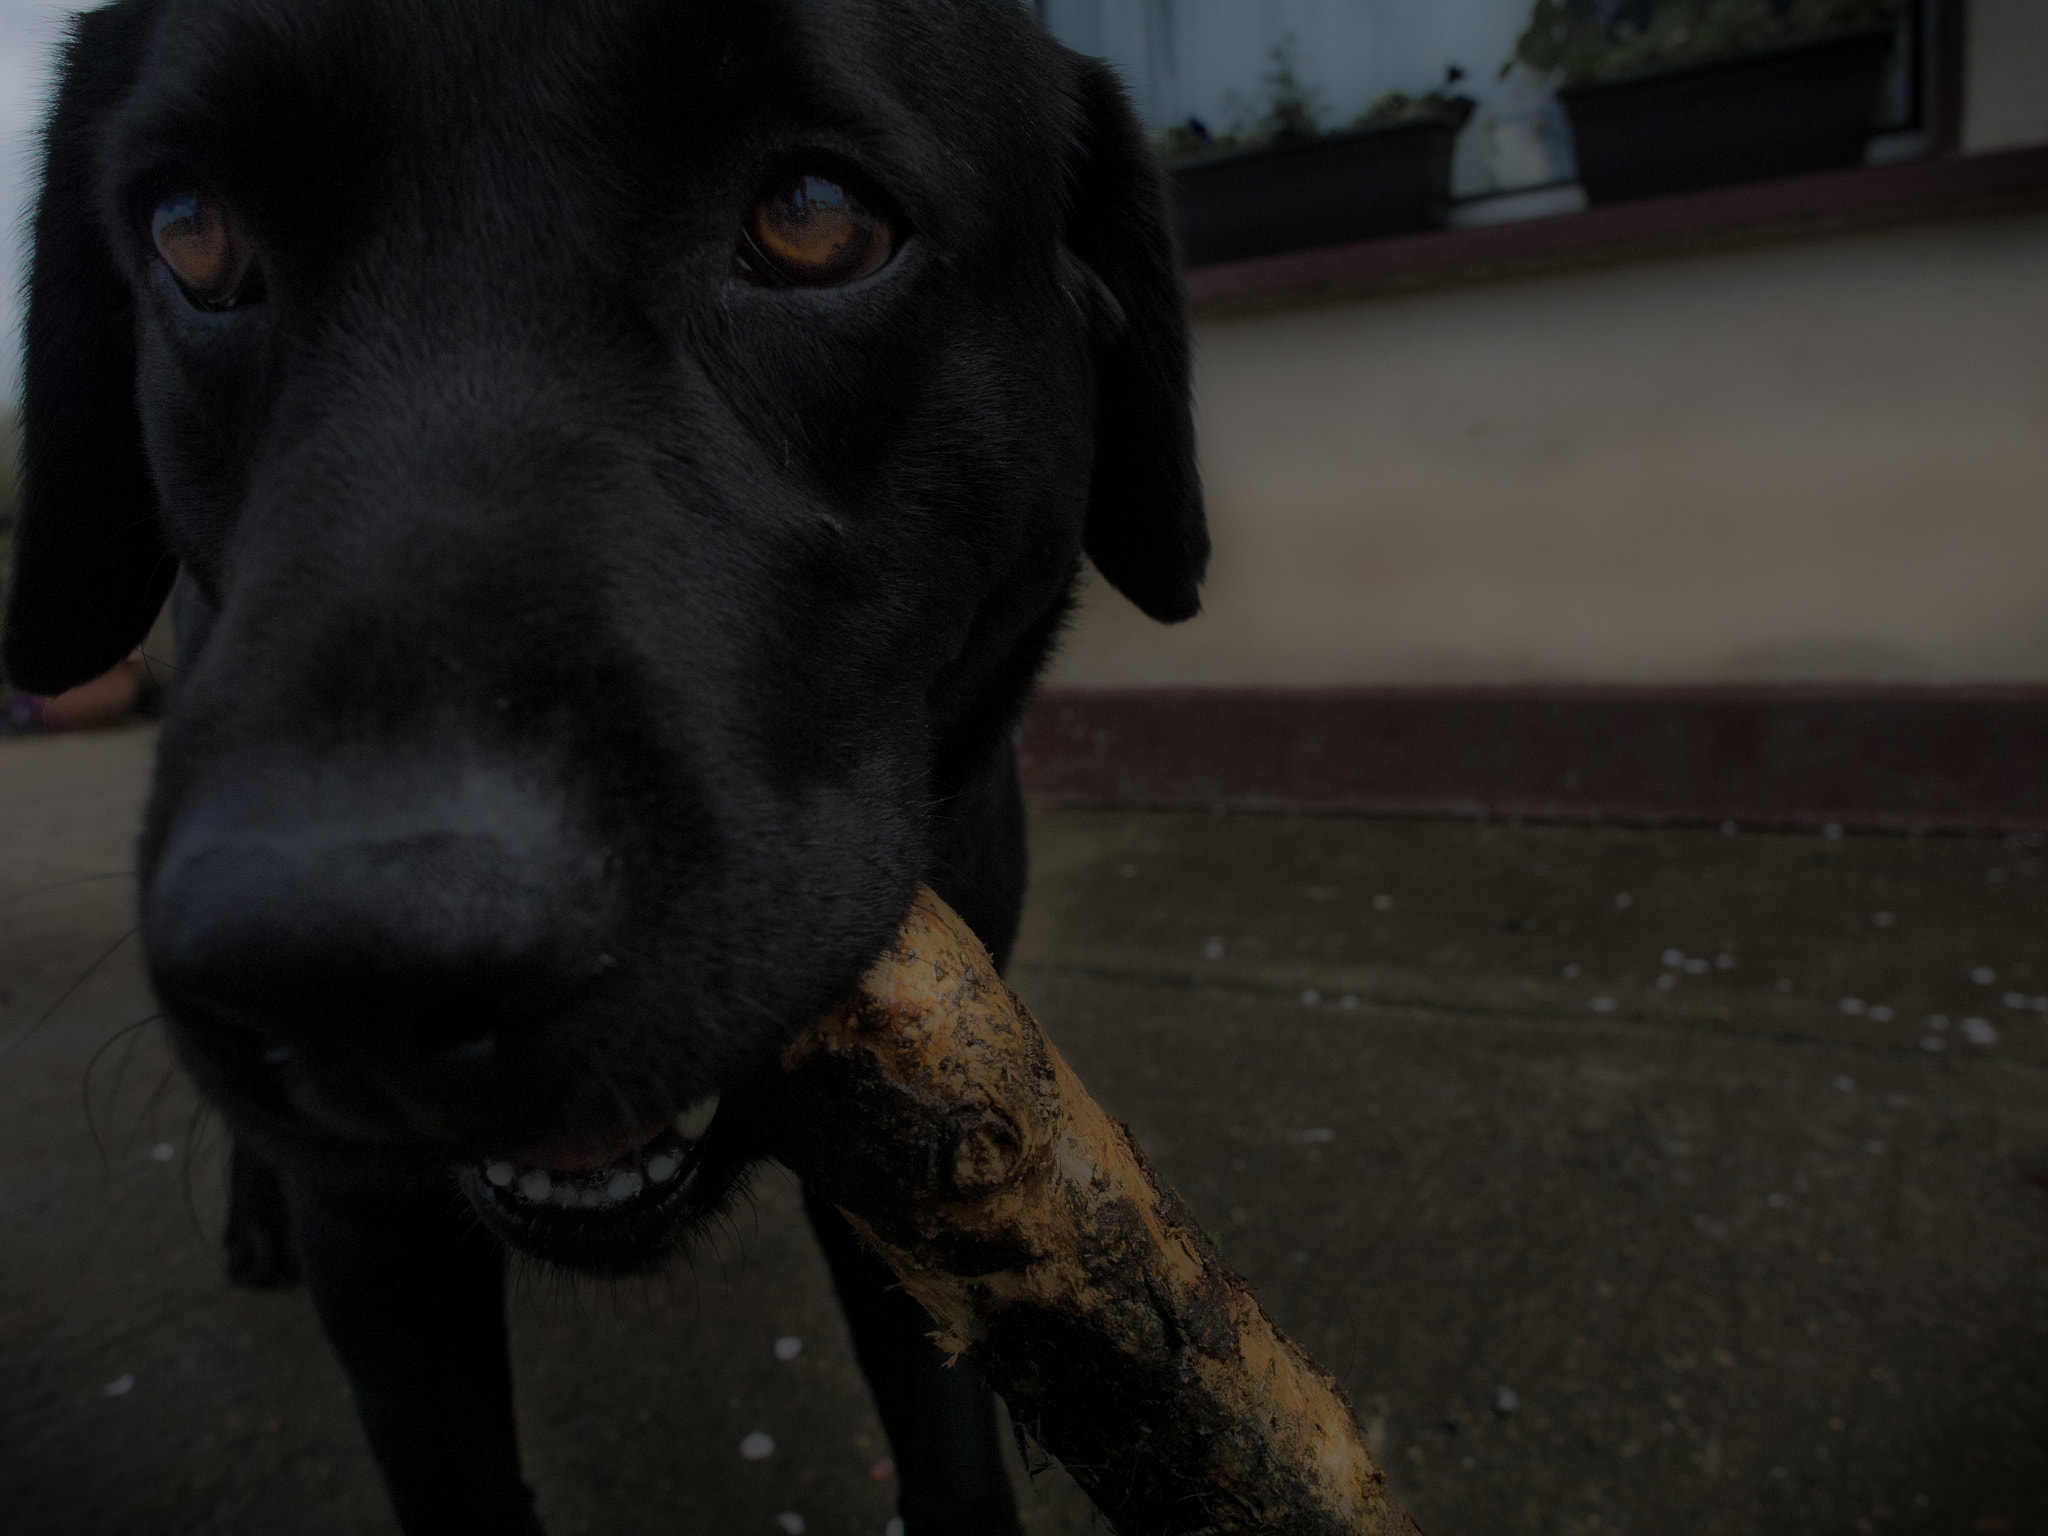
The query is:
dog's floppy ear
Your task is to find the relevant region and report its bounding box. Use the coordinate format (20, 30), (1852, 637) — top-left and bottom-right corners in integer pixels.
(1062, 56), (1208, 625)
(3, 2), (174, 696)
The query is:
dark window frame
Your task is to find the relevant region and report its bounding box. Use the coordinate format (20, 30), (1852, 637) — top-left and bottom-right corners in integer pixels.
(1182, 0), (2048, 312)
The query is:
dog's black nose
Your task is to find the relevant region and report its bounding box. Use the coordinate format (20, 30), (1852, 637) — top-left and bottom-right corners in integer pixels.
(144, 761), (612, 1088)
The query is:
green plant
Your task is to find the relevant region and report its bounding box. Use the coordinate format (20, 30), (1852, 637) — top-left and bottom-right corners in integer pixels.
(1155, 49), (1474, 165)
(1253, 39), (1326, 144)
(1353, 89), (1477, 129)
(1151, 39), (1323, 164)
(1153, 118), (1236, 163)
(1505, 0), (1906, 87)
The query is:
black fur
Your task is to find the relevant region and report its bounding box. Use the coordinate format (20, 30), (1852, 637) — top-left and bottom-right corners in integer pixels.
(7, 2), (176, 694)
(6, 3), (1203, 1532)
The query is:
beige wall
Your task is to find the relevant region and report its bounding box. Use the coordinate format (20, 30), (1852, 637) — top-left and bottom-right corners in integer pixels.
(1964, 0), (2048, 154)
(1051, 210), (2048, 687)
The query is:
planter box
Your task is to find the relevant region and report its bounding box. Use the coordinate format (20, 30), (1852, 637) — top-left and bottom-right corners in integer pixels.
(1560, 29), (1894, 205)
(1170, 117), (1461, 267)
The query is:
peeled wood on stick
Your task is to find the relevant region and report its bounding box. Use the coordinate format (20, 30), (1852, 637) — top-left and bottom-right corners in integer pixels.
(760, 888), (1420, 1536)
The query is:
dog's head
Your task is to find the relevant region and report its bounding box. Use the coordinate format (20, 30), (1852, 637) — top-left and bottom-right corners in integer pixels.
(7, 0), (1203, 1267)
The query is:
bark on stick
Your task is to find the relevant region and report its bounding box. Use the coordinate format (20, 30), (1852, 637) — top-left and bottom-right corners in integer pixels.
(763, 887), (1419, 1536)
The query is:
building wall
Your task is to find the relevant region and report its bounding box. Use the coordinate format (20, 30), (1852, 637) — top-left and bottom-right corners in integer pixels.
(1049, 209), (2048, 687)
(1964, 0), (2048, 153)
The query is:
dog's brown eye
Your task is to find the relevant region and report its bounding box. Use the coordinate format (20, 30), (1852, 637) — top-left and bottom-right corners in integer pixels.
(745, 175), (893, 286)
(150, 192), (254, 308)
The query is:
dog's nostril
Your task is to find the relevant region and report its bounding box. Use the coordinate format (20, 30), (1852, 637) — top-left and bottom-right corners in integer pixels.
(145, 765), (613, 1073)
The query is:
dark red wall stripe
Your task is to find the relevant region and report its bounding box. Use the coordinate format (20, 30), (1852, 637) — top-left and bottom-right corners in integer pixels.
(1017, 685), (2048, 832)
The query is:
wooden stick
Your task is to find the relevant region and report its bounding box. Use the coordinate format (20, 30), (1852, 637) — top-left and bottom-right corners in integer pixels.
(761, 888), (1420, 1536)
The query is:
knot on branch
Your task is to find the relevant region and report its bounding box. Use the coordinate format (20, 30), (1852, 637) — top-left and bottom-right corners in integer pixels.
(948, 1109), (1025, 1192)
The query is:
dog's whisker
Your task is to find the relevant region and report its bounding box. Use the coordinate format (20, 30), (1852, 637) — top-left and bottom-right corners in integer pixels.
(82, 1011), (166, 1173)
(0, 870), (134, 909)
(176, 1099), (218, 1253)
(3, 926), (140, 1060)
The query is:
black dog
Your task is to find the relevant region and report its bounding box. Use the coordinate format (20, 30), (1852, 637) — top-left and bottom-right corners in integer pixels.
(5, 1), (1203, 1531)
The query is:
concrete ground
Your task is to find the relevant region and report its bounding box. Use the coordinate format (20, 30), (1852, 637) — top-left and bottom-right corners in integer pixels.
(2, 724), (2044, 1536)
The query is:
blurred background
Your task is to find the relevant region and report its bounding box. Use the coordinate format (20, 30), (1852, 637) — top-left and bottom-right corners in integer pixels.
(2, 4), (2045, 1536)
(1040, 0), (2048, 694)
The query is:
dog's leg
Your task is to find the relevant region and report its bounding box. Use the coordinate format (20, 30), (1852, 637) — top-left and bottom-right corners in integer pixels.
(805, 1188), (1023, 1536)
(224, 1142), (301, 1288)
(288, 1178), (544, 1536)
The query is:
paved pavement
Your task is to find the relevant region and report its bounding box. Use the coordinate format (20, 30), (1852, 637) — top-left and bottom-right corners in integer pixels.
(3, 723), (2044, 1535)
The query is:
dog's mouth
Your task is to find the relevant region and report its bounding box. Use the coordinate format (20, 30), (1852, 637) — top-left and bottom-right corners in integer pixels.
(459, 1094), (730, 1270)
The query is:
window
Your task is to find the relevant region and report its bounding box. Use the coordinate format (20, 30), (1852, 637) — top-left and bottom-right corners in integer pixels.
(1041, 1), (1930, 224)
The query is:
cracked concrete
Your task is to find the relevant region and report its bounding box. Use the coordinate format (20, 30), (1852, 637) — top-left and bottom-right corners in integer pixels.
(3, 723), (2044, 1534)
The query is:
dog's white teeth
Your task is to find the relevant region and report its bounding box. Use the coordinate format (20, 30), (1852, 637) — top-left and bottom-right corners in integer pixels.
(675, 1095), (720, 1141)
(607, 1170), (644, 1201)
(495, 1141), (689, 1208)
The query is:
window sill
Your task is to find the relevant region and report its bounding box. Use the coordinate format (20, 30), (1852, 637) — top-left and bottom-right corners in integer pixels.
(1183, 144), (2048, 316)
